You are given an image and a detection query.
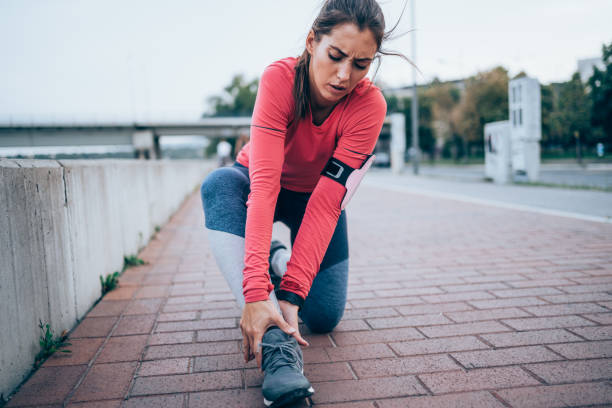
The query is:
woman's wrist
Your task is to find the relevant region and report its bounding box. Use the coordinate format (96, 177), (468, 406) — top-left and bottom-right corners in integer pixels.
(275, 289), (305, 310)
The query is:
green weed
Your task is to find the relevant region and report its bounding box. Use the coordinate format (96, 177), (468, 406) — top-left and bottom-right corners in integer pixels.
(34, 320), (71, 368)
(100, 271), (120, 296)
(123, 255), (145, 269)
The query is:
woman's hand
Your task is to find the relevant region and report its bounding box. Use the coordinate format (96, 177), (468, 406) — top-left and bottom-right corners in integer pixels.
(278, 300), (309, 347)
(240, 299), (306, 368)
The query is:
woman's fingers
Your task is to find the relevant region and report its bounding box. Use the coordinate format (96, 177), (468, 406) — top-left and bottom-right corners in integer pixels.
(242, 334), (250, 363)
(253, 333), (264, 368)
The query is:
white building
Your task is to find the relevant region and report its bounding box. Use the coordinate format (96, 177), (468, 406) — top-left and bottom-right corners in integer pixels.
(508, 77), (541, 181)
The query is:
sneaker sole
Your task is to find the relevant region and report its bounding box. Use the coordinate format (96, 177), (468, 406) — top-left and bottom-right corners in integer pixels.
(263, 386), (315, 408)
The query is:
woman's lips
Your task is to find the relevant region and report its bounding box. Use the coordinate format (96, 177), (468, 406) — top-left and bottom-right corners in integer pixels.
(328, 84), (346, 94)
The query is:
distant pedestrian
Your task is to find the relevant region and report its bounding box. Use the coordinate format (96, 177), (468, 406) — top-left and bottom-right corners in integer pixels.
(200, 0), (411, 405)
(216, 138), (232, 167)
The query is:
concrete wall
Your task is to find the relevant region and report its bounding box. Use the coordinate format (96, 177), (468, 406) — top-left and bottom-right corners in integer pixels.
(0, 159), (213, 400)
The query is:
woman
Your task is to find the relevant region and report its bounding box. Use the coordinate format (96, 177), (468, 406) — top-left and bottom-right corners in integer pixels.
(201, 0), (407, 406)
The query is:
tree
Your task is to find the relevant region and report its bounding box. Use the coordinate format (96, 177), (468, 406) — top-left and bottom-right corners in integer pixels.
(549, 73), (593, 150)
(451, 66), (509, 158)
(589, 42), (612, 145)
(204, 74), (259, 117)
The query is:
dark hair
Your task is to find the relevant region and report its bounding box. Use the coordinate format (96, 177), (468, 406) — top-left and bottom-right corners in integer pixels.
(293, 0), (413, 120)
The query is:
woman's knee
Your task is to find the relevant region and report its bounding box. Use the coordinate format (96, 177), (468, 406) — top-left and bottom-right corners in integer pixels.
(299, 306), (344, 334)
(200, 166), (246, 205)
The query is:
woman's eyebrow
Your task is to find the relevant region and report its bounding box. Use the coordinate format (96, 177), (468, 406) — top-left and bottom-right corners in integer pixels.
(329, 45), (373, 62)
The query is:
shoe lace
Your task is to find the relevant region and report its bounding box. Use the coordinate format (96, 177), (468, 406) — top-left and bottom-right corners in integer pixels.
(260, 340), (303, 374)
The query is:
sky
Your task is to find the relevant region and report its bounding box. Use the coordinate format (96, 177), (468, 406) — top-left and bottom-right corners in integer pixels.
(1, 0), (610, 123)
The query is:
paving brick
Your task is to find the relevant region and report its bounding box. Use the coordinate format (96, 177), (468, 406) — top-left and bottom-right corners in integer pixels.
(66, 400), (122, 407)
(420, 291), (496, 303)
(302, 346), (332, 363)
(302, 333), (333, 347)
(396, 302), (473, 316)
(103, 286), (137, 300)
(87, 300), (129, 317)
(351, 354), (459, 378)
(123, 394), (185, 408)
(501, 315), (597, 330)
(420, 321), (511, 337)
(304, 362), (355, 382)
(350, 297), (423, 308)
(523, 358), (612, 383)
(390, 336), (489, 356)
(468, 297), (548, 309)
(332, 327), (423, 346)
(148, 331), (194, 345)
(490, 287), (565, 298)
(43, 338), (104, 367)
(567, 325), (612, 340)
(310, 376), (427, 404)
(329, 319), (370, 332)
(542, 292), (612, 303)
(374, 287), (445, 297)
(130, 371), (241, 395)
(496, 382), (612, 408)
(446, 307), (531, 323)
(562, 283), (612, 293)
(196, 328), (242, 342)
(193, 353), (257, 371)
(366, 314), (452, 329)
(342, 307), (399, 319)
(523, 302), (608, 316)
(419, 366), (540, 394)
(70, 317), (118, 339)
(96, 335), (148, 363)
(377, 391), (505, 408)
(138, 358), (190, 376)
(72, 362), (137, 402)
(199, 308), (242, 319)
(325, 343), (395, 362)
(5, 365), (86, 407)
(157, 311), (198, 322)
(441, 282), (511, 293)
(452, 345), (564, 369)
(155, 318), (237, 332)
(164, 295), (204, 305)
(480, 329), (583, 347)
(113, 315), (156, 336)
(546, 340), (612, 359)
(124, 298), (163, 315)
(188, 388), (292, 408)
(134, 285), (170, 299)
(144, 341), (238, 360)
(583, 312), (612, 324)
(316, 402), (375, 408)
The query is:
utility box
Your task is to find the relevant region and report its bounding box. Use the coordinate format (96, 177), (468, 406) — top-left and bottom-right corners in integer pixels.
(484, 120), (511, 184)
(508, 77), (541, 182)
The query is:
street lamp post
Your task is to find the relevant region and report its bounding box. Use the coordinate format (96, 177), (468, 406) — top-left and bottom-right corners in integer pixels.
(411, 0), (420, 174)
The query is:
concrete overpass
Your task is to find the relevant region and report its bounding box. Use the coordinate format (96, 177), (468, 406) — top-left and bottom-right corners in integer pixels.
(0, 115), (402, 169)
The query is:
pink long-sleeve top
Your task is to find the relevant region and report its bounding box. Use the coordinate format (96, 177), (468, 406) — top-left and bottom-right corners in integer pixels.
(235, 57), (387, 303)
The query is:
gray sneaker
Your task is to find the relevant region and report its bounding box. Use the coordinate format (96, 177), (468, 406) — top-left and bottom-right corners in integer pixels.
(260, 326), (314, 407)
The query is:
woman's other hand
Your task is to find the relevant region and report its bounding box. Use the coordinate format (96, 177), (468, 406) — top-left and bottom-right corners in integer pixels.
(240, 299), (305, 368)
(278, 300), (309, 348)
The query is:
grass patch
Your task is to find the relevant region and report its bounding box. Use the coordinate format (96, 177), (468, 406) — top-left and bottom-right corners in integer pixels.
(34, 321), (71, 369)
(513, 180), (612, 192)
(100, 271), (120, 296)
(124, 255), (145, 268)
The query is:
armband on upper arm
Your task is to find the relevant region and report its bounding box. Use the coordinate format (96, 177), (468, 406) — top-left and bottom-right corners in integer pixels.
(320, 152), (376, 210)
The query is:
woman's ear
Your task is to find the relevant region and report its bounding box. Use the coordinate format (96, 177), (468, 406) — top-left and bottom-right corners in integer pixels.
(305, 29), (315, 55)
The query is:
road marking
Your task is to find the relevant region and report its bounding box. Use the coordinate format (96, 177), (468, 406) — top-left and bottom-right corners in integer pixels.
(364, 180), (612, 224)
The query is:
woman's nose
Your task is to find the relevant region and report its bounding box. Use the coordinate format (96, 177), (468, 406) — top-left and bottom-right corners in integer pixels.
(336, 62), (351, 82)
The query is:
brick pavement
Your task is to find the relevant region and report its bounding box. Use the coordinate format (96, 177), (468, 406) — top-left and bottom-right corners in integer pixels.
(5, 184), (612, 407)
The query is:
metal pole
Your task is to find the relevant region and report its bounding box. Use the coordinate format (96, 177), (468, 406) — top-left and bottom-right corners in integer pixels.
(411, 0), (420, 174)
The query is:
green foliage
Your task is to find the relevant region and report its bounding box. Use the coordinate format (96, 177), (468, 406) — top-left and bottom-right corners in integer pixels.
(548, 73), (593, 149)
(34, 320), (71, 368)
(154, 225), (161, 233)
(124, 255), (145, 269)
(205, 74), (259, 117)
(454, 66), (509, 145)
(589, 41), (612, 143)
(100, 271), (120, 296)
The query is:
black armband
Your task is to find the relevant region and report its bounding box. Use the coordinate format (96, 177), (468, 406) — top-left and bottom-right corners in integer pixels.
(275, 289), (305, 310)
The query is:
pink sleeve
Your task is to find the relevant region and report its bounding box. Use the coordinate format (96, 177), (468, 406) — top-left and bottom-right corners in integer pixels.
(279, 88), (387, 300)
(242, 63), (294, 303)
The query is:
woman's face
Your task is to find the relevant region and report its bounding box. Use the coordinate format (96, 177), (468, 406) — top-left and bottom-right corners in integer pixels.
(306, 23), (377, 110)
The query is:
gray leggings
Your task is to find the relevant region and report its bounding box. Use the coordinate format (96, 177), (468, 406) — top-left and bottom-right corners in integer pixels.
(200, 162), (349, 333)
